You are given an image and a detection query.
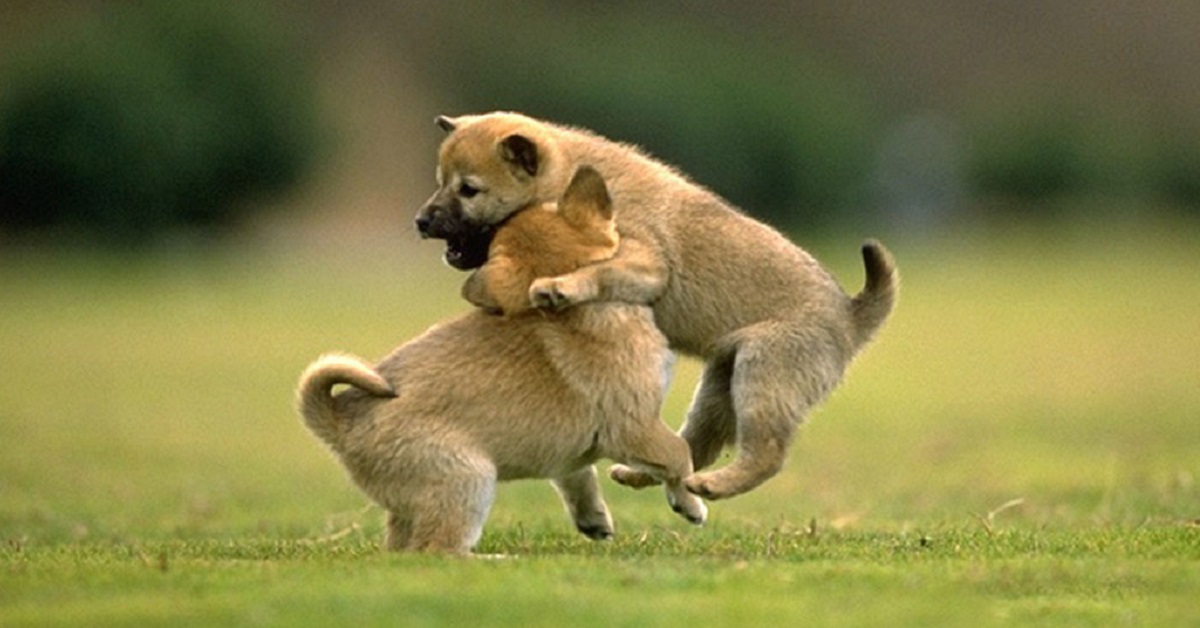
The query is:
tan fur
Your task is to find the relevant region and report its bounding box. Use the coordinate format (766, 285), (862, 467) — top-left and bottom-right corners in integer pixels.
(298, 167), (705, 554)
(419, 112), (899, 500)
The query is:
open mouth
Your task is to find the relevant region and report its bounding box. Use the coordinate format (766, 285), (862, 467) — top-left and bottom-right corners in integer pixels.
(443, 227), (495, 270)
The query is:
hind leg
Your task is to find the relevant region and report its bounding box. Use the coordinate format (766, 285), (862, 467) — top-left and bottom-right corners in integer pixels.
(611, 352), (738, 489)
(384, 451), (497, 554)
(679, 353), (740, 471)
(551, 465), (614, 540)
(686, 325), (849, 500)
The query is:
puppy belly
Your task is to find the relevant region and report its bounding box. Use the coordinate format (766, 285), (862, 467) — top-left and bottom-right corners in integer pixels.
(490, 434), (601, 482)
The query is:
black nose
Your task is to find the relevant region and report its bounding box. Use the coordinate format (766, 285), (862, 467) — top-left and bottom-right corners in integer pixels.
(415, 214), (432, 237)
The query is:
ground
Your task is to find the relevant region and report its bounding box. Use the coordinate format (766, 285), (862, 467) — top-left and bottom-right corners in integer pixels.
(1, 220), (1197, 625)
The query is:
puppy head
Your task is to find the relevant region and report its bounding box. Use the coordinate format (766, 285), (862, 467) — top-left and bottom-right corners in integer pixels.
(415, 112), (567, 270)
(479, 166), (617, 314)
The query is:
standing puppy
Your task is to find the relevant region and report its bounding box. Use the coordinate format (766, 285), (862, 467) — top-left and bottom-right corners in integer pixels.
(417, 112), (898, 500)
(299, 167), (705, 554)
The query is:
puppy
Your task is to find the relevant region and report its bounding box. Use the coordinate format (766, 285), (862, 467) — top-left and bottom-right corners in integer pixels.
(298, 167), (706, 554)
(416, 112), (898, 500)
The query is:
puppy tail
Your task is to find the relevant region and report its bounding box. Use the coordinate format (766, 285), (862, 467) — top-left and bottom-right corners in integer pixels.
(849, 239), (899, 349)
(296, 353), (395, 448)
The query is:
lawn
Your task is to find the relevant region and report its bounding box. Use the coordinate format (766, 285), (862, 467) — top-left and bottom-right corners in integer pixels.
(1, 219), (1198, 625)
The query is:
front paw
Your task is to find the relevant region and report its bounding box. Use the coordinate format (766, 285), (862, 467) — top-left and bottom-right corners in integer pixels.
(530, 277), (568, 310)
(530, 276), (591, 311)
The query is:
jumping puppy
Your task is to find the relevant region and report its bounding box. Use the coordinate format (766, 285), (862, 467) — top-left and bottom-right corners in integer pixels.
(416, 112), (898, 500)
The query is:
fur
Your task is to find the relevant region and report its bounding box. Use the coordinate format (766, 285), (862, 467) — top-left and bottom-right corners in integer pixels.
(299, 167), (706, 554)
(417, 112), (898, 499)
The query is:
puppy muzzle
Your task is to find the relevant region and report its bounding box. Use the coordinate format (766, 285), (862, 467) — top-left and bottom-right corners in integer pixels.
(415, 203), (458, 240)
(415, 199), (495, 270)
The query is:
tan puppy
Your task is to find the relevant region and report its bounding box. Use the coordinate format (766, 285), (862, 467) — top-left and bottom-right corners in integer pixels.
(416, 112), (898, 500)
(299, 167), (706, 554)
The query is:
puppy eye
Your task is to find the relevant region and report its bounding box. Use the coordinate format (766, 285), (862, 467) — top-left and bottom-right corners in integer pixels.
(459, 183), (481, 198)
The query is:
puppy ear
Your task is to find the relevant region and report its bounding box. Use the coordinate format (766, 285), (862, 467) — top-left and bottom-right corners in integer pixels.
(435, 115), (458, 132)
(560, 166), (613, 227)
(498, 134), (539, 177)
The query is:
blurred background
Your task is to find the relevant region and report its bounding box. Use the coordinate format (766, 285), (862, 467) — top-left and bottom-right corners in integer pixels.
(1, 0), (1197, 540)
(4, 0), (1200, 245)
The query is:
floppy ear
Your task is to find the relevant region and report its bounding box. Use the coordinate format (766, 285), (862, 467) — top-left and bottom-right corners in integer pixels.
(559, 166), (613, 228)
(435, 115), (457, 132)
(498, 134), (539, 177)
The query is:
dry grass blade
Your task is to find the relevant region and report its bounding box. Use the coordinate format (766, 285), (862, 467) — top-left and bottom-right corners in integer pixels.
(973, 497), (1027, 535)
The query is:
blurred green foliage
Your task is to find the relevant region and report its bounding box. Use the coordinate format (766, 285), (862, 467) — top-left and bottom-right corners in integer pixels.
(422, 3), (1200, 229)
(0, 2), (323, 245)
(967, 104), (1099, 203)
(1152, 133), (1200, 210)
(427, 5), (879, 231)
(965, 97), (1200, 214)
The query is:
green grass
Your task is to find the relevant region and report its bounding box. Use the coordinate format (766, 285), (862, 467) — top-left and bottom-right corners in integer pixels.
(2, 220), (1198, 625)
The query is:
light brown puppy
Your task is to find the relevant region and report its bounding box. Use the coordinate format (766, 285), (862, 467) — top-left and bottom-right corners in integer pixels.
(299, 167), (706, 554)
(416, 112), (898, 500)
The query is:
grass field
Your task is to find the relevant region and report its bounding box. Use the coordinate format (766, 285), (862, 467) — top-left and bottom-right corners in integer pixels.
(2, 220), (1198, 625)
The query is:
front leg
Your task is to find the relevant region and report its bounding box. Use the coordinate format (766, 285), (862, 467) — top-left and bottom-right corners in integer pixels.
(530, 237), (668, 310)
(551, 466), (614, 540)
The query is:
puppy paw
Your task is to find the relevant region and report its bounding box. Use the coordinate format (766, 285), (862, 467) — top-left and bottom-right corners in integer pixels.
(529, 277), (569, 310)
(609, 464), (661, 489)
(573, 509), (615, 541)
(571, 521), (609, 540)
(529, 281), (560, 310)
(577, 522), (615, 541)
(667, 488), (708, 526)
(529, 275), (595, 311)
(684, 471), (743, 501)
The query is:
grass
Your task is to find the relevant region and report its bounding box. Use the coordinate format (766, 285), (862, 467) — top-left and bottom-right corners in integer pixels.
(1, 219), (1198, 625)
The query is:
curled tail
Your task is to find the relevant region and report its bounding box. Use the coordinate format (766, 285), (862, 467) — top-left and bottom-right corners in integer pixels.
(296, 353), (395, 448)
(850, 239), (898, 349)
